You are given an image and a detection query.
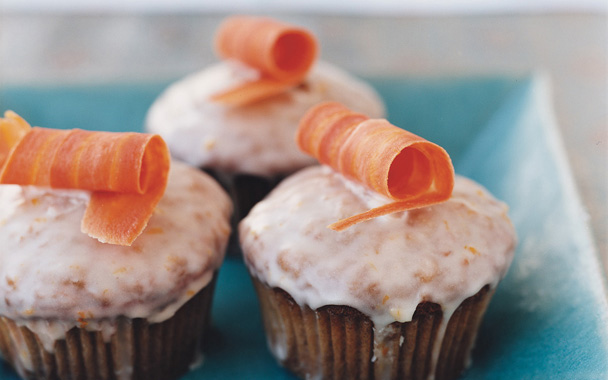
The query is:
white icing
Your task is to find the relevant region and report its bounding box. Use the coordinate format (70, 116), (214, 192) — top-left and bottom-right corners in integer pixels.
(0, 162), (231, 342)
(240, 166), (516, 331)
(145, 61), (386, 176)
(373, 327), (398, 380)
(430, 312), (452, 380)
(189, 349), (205, 371)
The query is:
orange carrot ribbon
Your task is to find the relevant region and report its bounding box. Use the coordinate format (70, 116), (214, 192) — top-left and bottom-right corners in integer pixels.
(0, 111), (30, 166)
(296, 102), (455, 230)
(211, 15), (318, 106)
(0, 111), (170, 246)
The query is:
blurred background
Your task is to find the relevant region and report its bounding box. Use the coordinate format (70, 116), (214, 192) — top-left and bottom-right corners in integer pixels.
(0, 1), (606, 278)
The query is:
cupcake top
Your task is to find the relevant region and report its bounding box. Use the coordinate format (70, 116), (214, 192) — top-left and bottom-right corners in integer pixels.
(145, 61), (385, 177)
(0, 162), (231, 325)
(240, 165), (516, 329)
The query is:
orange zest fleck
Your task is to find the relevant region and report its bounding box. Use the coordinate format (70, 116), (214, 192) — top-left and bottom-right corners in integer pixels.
(465, 246), (480, 255)
(77, 311), (88, 328)
(296, 102), (454, 230)
(0, 111), (170, 246)
(211, 15), (318, 106)
(145, 227), (164, 235)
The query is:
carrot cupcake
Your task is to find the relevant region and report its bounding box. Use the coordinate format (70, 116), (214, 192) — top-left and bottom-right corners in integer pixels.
(239, 103), (516, 380)
(0, 112), (231, 380)
(145, 16), (385, 236)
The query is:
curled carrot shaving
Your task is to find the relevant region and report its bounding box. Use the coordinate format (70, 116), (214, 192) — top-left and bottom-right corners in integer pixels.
(0, 111), (170, 246)
(211, 16), (318, 106)
(296, 102), (454, 230)
(0, 111), (31, 166)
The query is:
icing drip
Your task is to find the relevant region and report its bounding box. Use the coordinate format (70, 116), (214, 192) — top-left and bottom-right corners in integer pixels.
(6, 323), (33, 376)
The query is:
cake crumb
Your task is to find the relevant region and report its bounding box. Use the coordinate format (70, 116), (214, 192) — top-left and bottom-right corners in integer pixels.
(165, 255), (187, 272)
(69, 280), (85, 289)
(6, 277), (16, 290)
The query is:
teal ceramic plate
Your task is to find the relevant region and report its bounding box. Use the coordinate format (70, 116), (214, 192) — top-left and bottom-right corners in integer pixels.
(1, 75), (606, 379)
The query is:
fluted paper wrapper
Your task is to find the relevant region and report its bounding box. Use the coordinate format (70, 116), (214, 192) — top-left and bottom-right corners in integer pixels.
(0, 275), (217, 380)
(252, 278), (494, 380)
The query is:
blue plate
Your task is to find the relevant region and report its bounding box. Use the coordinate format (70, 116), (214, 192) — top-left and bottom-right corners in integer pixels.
(1, 75), (606, 379)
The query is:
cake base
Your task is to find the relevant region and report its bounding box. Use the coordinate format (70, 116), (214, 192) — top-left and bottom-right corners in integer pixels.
(252, 278), (493, 380)
(0, 275), (217, 380)
(204, 168), (288, 255)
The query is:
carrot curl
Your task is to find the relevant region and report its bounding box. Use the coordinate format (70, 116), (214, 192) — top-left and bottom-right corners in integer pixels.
(296, 102), (454, 230)
(211, 16), (318, 106)
(0, 111), (170, 246)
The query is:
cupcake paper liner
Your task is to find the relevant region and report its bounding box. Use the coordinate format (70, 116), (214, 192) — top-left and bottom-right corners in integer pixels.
(252, 277), (493, 380)
(0, 275), (217, 380)
(204, 169), (287, 254)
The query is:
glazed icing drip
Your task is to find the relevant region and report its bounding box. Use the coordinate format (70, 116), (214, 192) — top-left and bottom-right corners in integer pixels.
(5, 323), (33, 376)
(430, 306), (455, 380)
(0, 162), (231, 343)
(240, 166), (516, 331)
(145, 61), (385, 176)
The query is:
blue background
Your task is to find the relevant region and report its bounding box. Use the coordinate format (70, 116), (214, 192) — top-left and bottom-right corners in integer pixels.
(1, 75), (606, 379)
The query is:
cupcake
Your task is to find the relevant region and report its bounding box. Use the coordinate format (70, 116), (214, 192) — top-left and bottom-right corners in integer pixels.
(145, 16), (385, 248)
(0, 112), (232, 379)
(239, 103), (516, 379)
